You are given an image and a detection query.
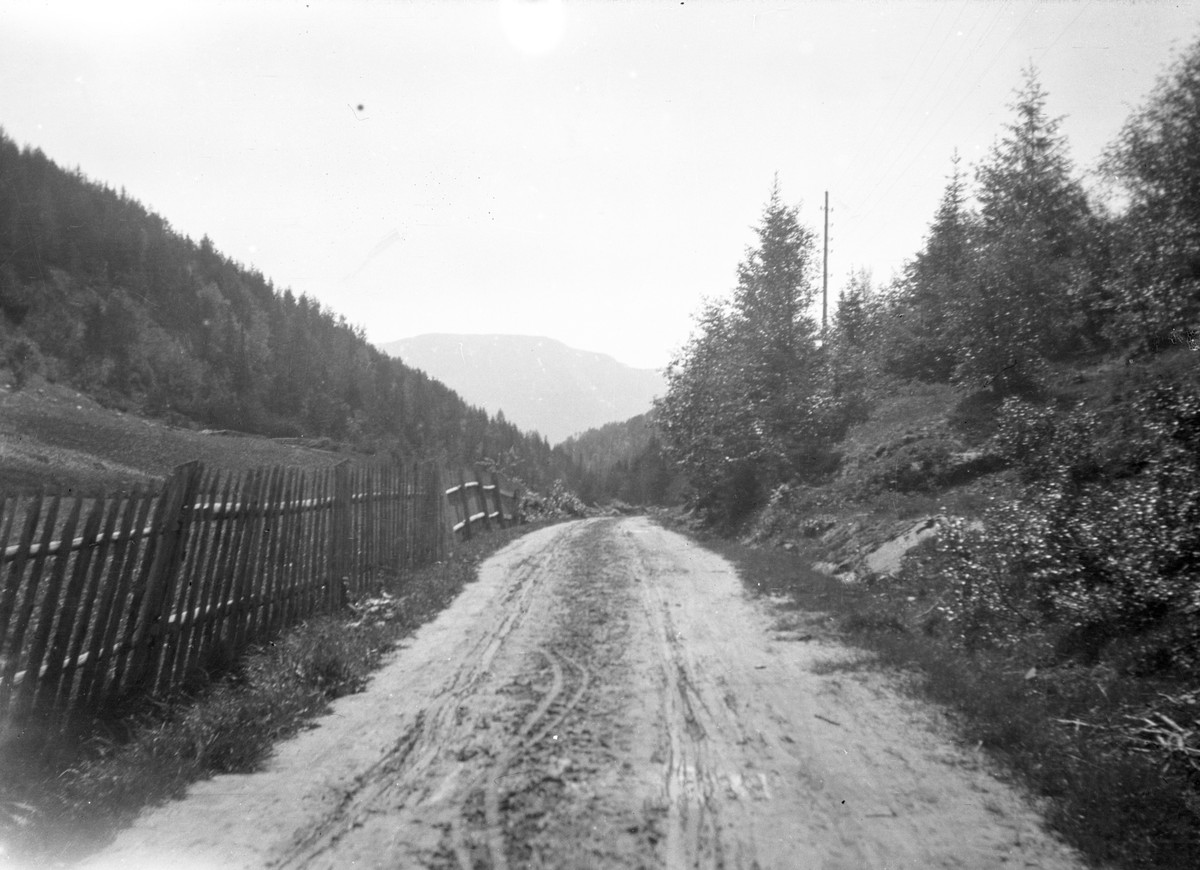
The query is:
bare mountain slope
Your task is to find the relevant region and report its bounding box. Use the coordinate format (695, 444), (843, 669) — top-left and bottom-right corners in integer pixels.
(380, 335), (664, 444)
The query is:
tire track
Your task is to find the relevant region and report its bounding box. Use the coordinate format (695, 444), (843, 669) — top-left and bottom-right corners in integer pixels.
(273, 524), (588, 869)
(451, 646), (592, 870)
(626, 522), (800, 870)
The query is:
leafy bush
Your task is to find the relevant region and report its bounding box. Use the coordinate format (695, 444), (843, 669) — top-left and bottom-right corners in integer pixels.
(521, 479), (587, 520)
(927, 385), (1200, 661)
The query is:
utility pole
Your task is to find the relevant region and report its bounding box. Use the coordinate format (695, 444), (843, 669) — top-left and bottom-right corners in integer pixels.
(822, 190), (829, 335)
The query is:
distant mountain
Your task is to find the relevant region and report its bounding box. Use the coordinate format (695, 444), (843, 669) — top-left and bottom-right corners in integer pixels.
(379, 335), (665, 444)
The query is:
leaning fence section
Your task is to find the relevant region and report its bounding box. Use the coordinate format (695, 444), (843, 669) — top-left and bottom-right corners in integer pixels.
(444, 468), (521, 541)
(0, 459), (458, 734)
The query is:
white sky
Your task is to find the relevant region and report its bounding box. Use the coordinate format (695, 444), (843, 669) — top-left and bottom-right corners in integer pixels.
(2, 0), (1197, 369)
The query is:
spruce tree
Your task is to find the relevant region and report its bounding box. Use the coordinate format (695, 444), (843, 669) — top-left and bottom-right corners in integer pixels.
(953, 69), (1089, 391)
(659, 181), (824, 520)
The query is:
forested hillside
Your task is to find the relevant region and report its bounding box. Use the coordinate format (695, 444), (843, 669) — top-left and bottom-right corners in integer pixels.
(553, 411), (683, 506)
(0, 130), (557, 486)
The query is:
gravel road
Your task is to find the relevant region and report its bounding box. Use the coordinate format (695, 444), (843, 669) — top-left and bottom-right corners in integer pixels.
(81, 517), (1084, 870)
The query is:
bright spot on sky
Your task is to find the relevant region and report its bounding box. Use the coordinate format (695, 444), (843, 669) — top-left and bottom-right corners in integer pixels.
(498, 0), (565, 56)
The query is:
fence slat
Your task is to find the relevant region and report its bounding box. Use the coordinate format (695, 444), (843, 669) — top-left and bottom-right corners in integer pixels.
(78, 486), (151, 709)
(229, 467), (270, 655)
(280, 469), (305, 628)
(15, 496), (81, 719)
(187, 469), (240, 678)
(55, 494), (121, 713)
(0, 496), (15, 571)
(331, 463), (351, 610)
(0, 495), (59, 715)
(307, 467), (328, 618)
(0, 493), (43, 712)
(247, 466), (282, 642)
(36, 496), (104, 720)
(258, 467), (288, 636)
(165, 469), (220, 689)
(124, 462), (202, 697)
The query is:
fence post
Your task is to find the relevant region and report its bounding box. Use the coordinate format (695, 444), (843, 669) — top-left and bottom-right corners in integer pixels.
(436, 464), (451, 561)
(124, 461), (203, 696)
(475, 468), (493, 533)
(456, 469), (473, 541)
(490, 472), (507, 529)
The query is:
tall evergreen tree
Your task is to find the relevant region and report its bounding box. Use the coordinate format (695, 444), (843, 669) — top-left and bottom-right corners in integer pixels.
(659, 182), (828, 520)
(885, 153), (975, 381)
(952, 69), (1090, 391)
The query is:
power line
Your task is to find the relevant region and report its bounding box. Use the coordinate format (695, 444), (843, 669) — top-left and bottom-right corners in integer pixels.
(831, 2), (950, 191)
(854, 0), (1041, 225)
(852, 1), (1014, 219)
(837, 2), (969, 197)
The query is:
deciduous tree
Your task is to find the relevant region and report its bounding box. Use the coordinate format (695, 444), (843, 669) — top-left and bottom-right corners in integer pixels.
(1101, 35), (1200, 345)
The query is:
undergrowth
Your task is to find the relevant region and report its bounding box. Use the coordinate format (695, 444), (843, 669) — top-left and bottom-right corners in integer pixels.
(0, 522), (545, 867)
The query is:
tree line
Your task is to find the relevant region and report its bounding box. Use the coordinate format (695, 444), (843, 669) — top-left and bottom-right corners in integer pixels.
(552, 411), (684, 507)
(0, 131), (559, 488)
(659, 43), (1200, 522)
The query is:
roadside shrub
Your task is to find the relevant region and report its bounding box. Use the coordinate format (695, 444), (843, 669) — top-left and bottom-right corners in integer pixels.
(992, 398), (1058, 475)
(992, 398), (1101, 483)
(929, 384), (1200, 659)
(522, 479), (588, 521)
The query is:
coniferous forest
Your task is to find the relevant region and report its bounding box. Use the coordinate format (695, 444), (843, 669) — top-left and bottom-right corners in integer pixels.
(0, 130), (559, 487)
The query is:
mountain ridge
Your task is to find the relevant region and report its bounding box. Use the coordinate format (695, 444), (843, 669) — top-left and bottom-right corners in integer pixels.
(379, 334), (665, 444)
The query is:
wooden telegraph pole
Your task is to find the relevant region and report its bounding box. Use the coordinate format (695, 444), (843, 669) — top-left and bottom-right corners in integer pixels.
(822, 191), (829, 335)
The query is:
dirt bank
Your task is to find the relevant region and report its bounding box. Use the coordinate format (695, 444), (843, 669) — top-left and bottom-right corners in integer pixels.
(77, 517), (1084, 869)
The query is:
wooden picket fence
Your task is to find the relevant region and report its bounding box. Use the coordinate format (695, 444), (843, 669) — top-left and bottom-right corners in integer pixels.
(0, 458), (476, 735)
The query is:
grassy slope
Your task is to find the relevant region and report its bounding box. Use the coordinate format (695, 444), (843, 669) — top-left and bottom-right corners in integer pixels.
(0, 374), (349, 494)
(719, 348), (1200, 870)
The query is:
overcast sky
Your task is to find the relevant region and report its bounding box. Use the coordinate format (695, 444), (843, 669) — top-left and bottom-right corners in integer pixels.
(3, 1), (1198, 369)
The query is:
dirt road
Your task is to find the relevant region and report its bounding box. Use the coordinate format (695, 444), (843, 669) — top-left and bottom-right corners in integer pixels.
(82, 518), (1083, 869)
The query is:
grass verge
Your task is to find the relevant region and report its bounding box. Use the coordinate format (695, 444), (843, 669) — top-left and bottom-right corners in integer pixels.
(0, 521), (550, 868)
(693, 533), (1200, 870)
